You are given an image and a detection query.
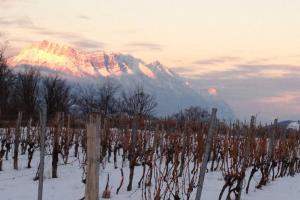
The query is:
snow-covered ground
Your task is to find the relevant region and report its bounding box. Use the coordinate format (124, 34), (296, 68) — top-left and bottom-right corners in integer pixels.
(1, 150), (300, 200)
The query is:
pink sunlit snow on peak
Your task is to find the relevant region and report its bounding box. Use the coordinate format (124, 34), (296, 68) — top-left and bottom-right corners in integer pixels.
(138, 63), (156, 79)
(7, 40), (174, 80)
(208, 87), (218, 96)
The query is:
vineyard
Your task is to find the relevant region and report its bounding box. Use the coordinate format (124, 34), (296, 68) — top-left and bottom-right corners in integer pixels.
(1, 110), (300, 200)
(2, 0), (300, 199)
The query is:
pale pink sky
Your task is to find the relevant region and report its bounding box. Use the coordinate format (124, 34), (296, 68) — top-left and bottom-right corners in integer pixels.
(1, 0), (300, 122)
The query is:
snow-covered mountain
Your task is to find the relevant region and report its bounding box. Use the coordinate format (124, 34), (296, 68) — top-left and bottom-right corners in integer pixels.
(8, 40), (235, 119)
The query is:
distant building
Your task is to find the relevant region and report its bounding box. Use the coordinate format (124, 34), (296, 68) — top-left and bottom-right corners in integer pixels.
(286, 121), (300, 130)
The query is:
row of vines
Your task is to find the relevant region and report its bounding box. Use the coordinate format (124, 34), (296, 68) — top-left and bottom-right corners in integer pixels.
(1, 112), (300, 200)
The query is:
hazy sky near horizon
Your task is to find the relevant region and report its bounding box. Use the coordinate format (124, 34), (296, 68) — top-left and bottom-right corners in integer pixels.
(1, 0), (300, 122)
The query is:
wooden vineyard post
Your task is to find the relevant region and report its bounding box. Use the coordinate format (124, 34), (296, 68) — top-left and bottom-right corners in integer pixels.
(85, 114), (101, 200)
(52, 112), (61, 178)
(237, 115), (256, 200)
(179, 122), (187, 177)
(268, 119), (277, 160)
(13, 111), (22, 170)
(63, 114), (71, 164)
(195, 108), (217, 200)
(127, 115), (138, 191)
(38, 105), (47, 200)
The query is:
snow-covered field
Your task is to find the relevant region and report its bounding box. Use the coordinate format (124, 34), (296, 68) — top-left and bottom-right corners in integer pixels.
(1, 150), (300, 200)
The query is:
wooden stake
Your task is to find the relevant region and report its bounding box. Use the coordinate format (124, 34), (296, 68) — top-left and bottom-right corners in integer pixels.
(13, 111), (22, 170)
(195, 108), (217, 200)
(237, 115), (256, 200)
(85, 114), (101, 200)
(38, 105), (47, 200)
(52, 112), (61, 178)
(268, 119), (278, 160)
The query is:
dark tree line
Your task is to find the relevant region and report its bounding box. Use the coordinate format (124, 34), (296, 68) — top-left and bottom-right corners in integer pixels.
(76, 80), (120, 118)
(0, 47), (15, 118)
(0, 48), (158, 121)
(171, 106), (210, 122)
(43, 76), (73, 120)
(13, 68), (40, 119)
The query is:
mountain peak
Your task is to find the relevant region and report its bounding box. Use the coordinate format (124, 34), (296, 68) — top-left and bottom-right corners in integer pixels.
(29, 40), (79, 56)
(8, 40), (170, 79)
(7, 40), (235, 119)
(34, 40), (62, 48)
(151, 60), (161, 66)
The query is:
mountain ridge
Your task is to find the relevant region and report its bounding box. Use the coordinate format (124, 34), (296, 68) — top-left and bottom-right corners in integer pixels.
(8, 40), (235, 119)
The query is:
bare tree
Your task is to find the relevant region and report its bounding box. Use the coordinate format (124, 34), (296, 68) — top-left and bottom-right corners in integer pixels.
(13, 67), (40, 119)
(0, 45), (15, 119)
(121, 85), (157, 191)
(77, 80), (119, 117)
(98, 80), (119, 117)
(121, 85), (157, 118)
(171, 106), (210, 122)
(77, 85), (99, 117)
(43, 76), (73, 120)
(183, 106), (210, 121)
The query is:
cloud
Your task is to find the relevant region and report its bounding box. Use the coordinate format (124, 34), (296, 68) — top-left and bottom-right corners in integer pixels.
(188, 65), (300, 122)
(177, 63), (300, 79)
(71, 39), (105, 50)
(0, 0), (31, 2)
(0, 0), (29, 8)
(257, 92), (300, 104)
(77, 15), (90, 20)
(0, 17), (33, 27)
(246, 57), (276, 64)
(193, 56), (240, 65)
(173, 60), (300, 121)
(35, 29), (81, 39)
(181, 58), (300, 121)
(179, 56), (300, 79)
(171, 66), (191, 73)
(0, 16), (49, 33)
(0, 16), (105, 51)
(0, 16), (80, 39)
(125, 42), (164, 51)
(171, 56), (243, 78)
(254, 91), (300, 121)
